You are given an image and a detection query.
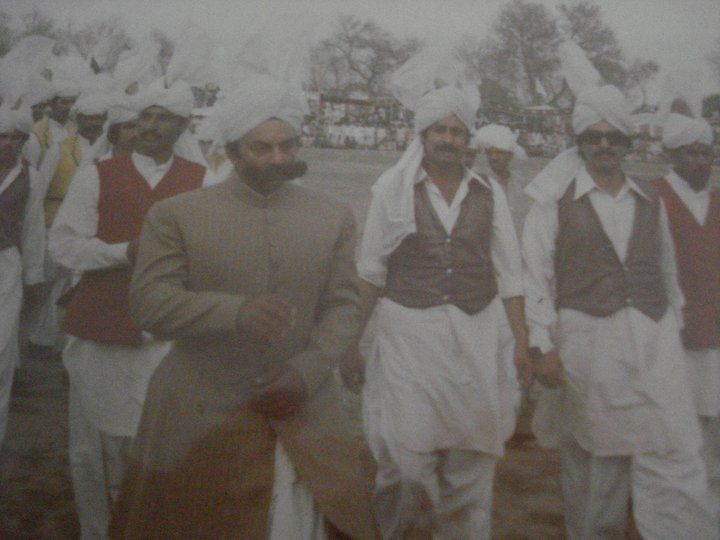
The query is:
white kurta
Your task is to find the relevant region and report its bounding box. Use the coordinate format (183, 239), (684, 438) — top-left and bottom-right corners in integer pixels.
(523, 166), (700, 456)
(663, 171), (720, 418)
(49, 151), (175, 437)
(360, 169), (523, 458)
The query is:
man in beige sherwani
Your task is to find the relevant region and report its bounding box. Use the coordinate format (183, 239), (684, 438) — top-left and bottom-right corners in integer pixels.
(110, 75), (377, 539)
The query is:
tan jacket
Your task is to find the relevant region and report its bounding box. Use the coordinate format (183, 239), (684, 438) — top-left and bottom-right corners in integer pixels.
(117, 175), (377, 539)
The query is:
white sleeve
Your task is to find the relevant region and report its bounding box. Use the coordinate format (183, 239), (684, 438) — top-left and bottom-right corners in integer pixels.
(658, 200), (685, 323)
(21, 168), (49, 285)
(489, 179), (524, 298)
(357, 192), (389, 288)
(522, 201), (559, 354)
(48, 164), (129, 271)
(22, 134), (42, 170)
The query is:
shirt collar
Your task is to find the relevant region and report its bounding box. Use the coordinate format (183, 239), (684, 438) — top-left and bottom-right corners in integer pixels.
(574, 165), (650, 201)
(0, 162), (23, 196)
(131, 151), (174, 173)
(417, 167), (488, 188)
(666, 169), (710, 199)
(228, 168), (292, 208)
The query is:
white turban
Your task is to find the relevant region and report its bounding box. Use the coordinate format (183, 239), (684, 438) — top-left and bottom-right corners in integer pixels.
(526, 85), (633, 204)
(72, 93), (109, 116)
(413, 85), (478, 134)
(215, 75), (307, 143)
(471, 124), (527, 159)
(0, 106), (33, 134)
(662, 113), (714, 149)
(572, 85), (634, 135)
(107, 102), (137, 127)
(133, 79), (195, 118)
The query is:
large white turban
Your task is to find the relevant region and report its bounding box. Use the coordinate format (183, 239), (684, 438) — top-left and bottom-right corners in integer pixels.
(572, 85), (634, 135)
(107, 101), (138, 127)
(133, 79), (195, 118)
(662, 113), (714, 149)
(215, 75), (308, 143)
(413, 85), (478, 134)
(526, 85), (633, 204)
(471, 124), (527, 159)
(0, 106), (32, 134)
(72, 92), (109, 116)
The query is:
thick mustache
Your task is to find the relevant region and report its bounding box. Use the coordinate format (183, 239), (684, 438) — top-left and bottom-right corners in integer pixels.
(140, 131), (161, 140)
(435, 144), (458, 153)
(248, 161), (308, 183)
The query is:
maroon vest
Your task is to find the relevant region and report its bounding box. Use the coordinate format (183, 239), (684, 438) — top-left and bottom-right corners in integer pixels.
(63, 155), (205, 346)
(383, 178), (498, 315)
(554, 178), (668, 321)
(654, 177), (720, 349)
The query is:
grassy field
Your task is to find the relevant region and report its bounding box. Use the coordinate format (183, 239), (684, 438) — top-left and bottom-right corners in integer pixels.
(2, 148), (717, 538)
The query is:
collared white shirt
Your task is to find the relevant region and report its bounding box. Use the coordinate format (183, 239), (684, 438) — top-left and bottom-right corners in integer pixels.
(664, 169), (711, 225)
(487, 169), (531, 244)
(523, 165), (683, 353)
(359, 167), (523, 299)
(49, 152), (174, 272)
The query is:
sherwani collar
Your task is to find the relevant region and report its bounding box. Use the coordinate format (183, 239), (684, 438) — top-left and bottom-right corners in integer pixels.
(228, 169), (293, 207)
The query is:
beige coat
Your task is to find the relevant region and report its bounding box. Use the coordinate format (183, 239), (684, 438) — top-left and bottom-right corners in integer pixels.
(111, 174), (377, 539)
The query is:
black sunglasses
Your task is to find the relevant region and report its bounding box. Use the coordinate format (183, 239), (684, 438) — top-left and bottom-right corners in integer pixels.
(577, 131), (632, 147)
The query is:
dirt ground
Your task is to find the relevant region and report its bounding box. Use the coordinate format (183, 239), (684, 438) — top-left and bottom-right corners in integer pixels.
(1, 150), (714, 538)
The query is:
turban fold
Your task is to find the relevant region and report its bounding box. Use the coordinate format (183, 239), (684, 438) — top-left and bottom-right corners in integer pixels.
(471, 124), (527, 159)
(72, 93), (109, 116)
(215, 75), (307, 143)
(0, 107), (32, 134)
(572, 85), (634, 135)
(413, 85), (478, 134)
(133, 79), (195, 118)
(662, 113), (714, 149)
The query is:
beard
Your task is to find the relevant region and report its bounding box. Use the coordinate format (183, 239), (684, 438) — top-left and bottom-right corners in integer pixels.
(243, 160), (308, 186)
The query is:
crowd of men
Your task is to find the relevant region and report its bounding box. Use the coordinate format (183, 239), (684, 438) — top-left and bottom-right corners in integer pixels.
(0, 34), (718, 540)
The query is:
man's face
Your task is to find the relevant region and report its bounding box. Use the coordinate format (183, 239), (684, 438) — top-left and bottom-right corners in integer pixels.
(668, 142), (715, 192)
(108, 121), (139, 154)
(50, 96), (77, 124)
(76, 112), (107, 144)
(486, 147), (514, 176)
(226, 118), (306, 195)
(577, 120), (631, 174)
(0, 130), (28, 168)
(135, 106), (188, 158)
(422, 115), (470, 167)
(31, 103), (47, 123)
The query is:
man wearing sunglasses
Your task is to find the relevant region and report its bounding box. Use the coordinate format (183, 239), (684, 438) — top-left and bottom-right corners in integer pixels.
(654, 112), (720, 517)
(522, 85), (715, 539)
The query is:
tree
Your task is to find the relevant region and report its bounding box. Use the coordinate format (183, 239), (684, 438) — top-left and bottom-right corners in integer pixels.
(0, 11), (17, 57)
(709, 37), (720, 80)
(557, 0), (628, 88)
(490, 0), (561, 105)
(59, 17), (133, 72)
(627, 58), (659, 110)
(310, 15), (421, 97)
(19, 9), (57, 40)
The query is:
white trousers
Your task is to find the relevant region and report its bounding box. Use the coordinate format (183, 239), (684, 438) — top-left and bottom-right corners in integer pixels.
(268, 441), (327, 540)
(28, 255), (68, 350)
(0, 247), (22, 447)
(68, 382), (131, 540)
(700, 416), (720, 527)
(561, 436), (717, 540)
(372, 436), (497, 540)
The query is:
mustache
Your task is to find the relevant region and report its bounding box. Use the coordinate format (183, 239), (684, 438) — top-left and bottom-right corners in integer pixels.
(435, 143), (458, 153)
(140, 130), (161, 140)
(245, 161), (308, 183)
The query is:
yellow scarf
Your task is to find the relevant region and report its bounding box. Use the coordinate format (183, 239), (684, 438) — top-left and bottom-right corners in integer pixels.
(45, 134), (82, 227)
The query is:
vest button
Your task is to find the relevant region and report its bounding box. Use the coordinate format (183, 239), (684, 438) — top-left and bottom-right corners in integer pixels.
(626, 297), (633, 305)
(443, 294), (449, 301)
(445, 237), (451, 244)
(446, 267), (453, 275)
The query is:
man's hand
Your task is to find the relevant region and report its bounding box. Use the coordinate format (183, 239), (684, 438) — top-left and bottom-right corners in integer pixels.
(340, 343), (366, 394)
(248, 366), (307, 418)
(126, 239), (139, 266)
(534, 350), (564, 388)
(235, 295), (295, 344)
(513, 342), (533, 390)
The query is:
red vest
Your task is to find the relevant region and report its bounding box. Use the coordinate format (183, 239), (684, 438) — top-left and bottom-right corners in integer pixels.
(654, 177), (720, 349)
(63, 154), (205, 346)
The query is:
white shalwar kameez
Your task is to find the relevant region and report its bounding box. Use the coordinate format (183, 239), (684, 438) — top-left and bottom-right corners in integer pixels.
(663, 170), (720, 516)
(49, 153), (173, 539)
(359, 168), (523, 539)
(29, 134), (96, 351)
(523, 166), (716, 539)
